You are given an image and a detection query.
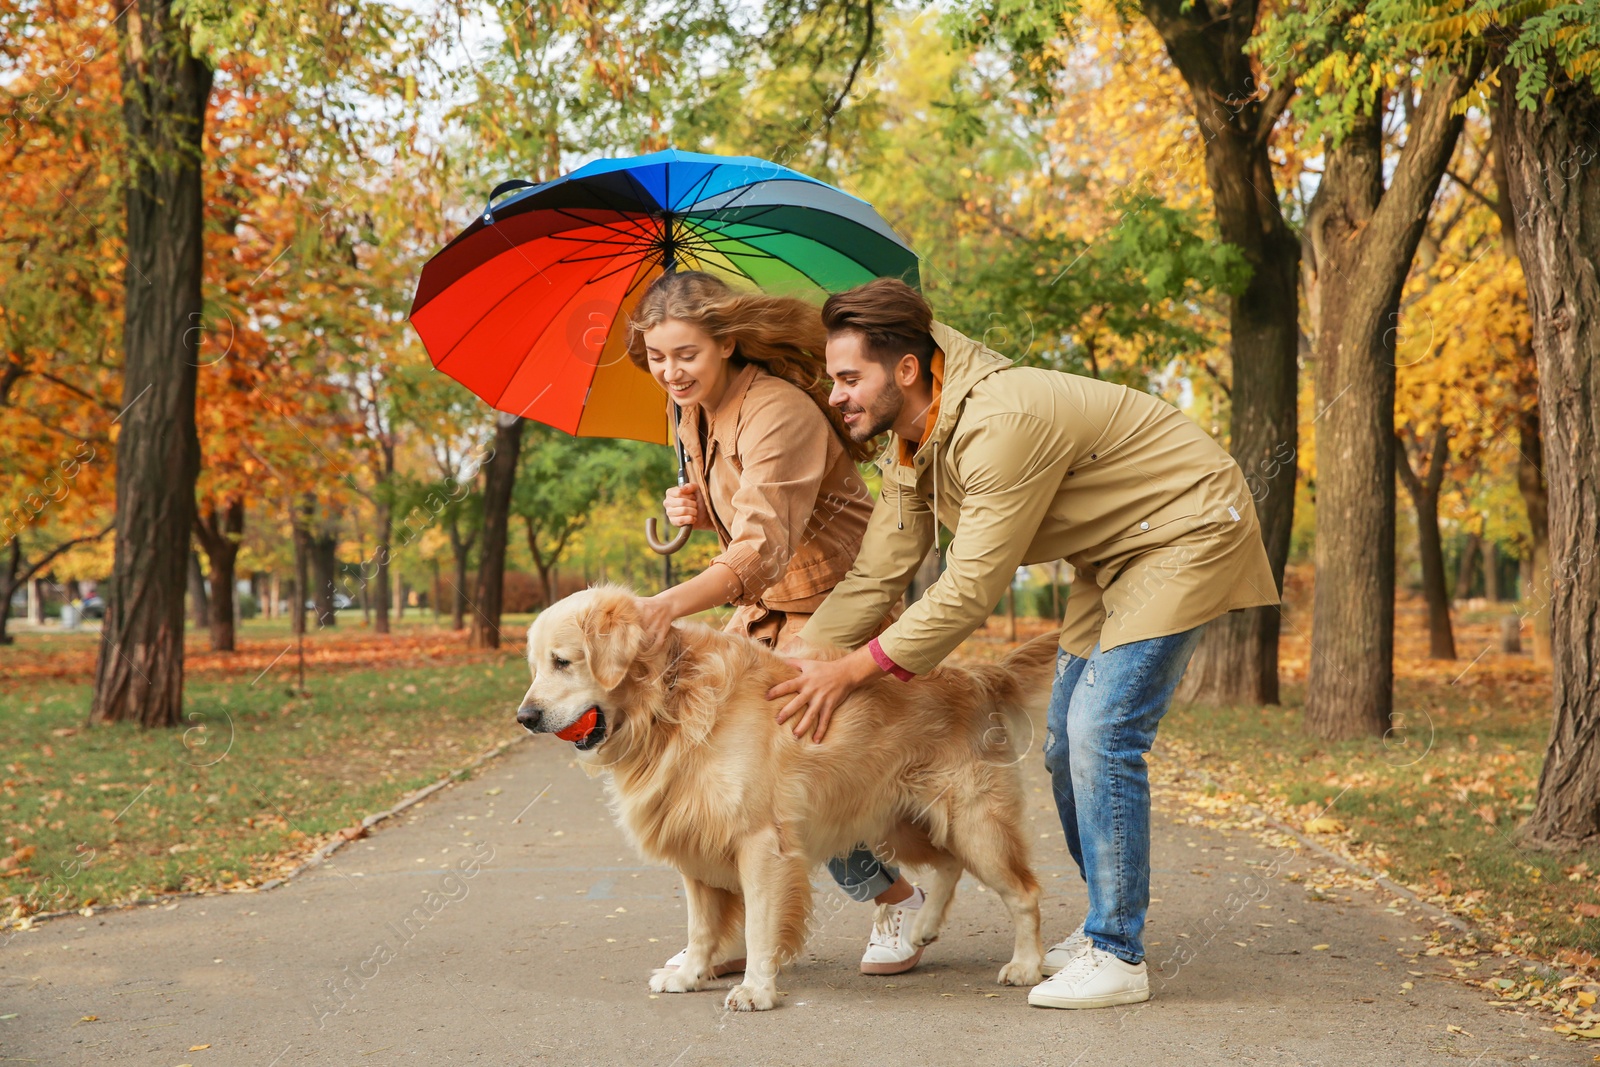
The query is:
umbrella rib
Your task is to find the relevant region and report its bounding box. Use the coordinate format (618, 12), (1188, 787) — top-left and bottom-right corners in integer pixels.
(540, 206), (658, 246)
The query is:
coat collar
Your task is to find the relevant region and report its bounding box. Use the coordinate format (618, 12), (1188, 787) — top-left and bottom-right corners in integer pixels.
(682, 361), (760, 462)
(882, 321), (1011, 479)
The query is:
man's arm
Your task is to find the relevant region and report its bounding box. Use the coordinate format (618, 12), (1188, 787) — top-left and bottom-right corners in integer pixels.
(872, 411), (1068, 675)
(797, 465), (934, 651)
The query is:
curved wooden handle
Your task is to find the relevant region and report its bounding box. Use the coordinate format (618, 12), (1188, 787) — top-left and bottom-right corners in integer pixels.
(645, 516), (692, 555)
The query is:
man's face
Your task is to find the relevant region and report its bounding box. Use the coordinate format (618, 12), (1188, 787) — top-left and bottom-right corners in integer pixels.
(825, 330), (905, 443)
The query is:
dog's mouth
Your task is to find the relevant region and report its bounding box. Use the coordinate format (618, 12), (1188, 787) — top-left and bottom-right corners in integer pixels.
(553, 706), (607, 751)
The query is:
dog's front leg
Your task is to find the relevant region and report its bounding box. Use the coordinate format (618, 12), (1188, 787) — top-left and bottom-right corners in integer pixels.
(650, 877), (731, 994)
(724, 829), (806, 1012)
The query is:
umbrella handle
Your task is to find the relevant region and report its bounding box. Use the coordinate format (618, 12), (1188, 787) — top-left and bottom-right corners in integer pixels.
(647, 398), (692, 555)
(645, 516), (692, 555)
(481, 179), (539, 223)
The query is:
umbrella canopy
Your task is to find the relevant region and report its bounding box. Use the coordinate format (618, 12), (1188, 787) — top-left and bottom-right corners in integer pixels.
(409, 149), (921, 445)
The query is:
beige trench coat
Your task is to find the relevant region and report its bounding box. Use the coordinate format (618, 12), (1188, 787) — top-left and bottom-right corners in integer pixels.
(800, 321), (1280, 671)
(679, 362), (874, 647)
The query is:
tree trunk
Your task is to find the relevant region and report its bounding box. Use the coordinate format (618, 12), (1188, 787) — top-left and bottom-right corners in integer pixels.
(446, 516), (472, 632)
(1491, 115), (1552, 666)
(193, 497), (244, 652)
(1397, 425), (1456, 659)
(1303, 67), (1477, 741)
(0, 538), (19, 646)
(471, 415), (523, 649)
(1455, 530), (1481, 600)
(1495, 68), (1600, 847)
(89, 1), (212, 728)
(527, 519), (558, 609)
(1142, 0), (1302, 707)
(292, 499), (310, 633)
(187, 547), (209, 629)
(1516, 403), (1552, 665)
(373, 502), (391, 634)
(312, 531), (338, 628)
(1482, 539), (1501, 601)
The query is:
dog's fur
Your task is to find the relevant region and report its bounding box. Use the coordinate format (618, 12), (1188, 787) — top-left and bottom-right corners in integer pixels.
(517, 586), (1057, 1011)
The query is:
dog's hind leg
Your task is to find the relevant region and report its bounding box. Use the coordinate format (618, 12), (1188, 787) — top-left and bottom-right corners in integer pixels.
(650, 877), (735, 994)
(945, 796), (1044, 986)
(724, 828), (809, 1012)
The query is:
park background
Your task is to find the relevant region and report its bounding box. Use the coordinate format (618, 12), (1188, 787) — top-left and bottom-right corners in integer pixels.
(3, 0), (1600, 1045)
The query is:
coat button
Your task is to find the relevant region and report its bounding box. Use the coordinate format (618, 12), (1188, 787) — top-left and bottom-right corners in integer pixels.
(1090, 453), (1097, 460)
(1067, 470), (1075, 476)
(1140, 521), (1149, 530)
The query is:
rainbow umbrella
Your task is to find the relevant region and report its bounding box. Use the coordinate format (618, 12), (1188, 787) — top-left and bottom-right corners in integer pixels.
(408, 149), (921, 447)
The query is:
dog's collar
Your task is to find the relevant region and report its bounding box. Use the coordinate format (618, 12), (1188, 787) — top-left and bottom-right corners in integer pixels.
(555, 706), (607, 750)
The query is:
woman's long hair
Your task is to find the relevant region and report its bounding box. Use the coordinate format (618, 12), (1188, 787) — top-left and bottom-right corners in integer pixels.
(626, 271), (872, 462)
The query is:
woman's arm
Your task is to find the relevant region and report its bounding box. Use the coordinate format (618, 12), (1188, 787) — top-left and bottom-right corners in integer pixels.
(635, 561), (742, 650)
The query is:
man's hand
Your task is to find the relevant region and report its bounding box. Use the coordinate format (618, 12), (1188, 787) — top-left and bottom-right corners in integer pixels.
(662, 484), (708, 530)
(767, 646), (882, 743)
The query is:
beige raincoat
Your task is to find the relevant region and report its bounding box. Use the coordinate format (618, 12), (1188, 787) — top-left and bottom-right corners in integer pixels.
(680, 362), (874, 648)
(799, 321), (1280, 671)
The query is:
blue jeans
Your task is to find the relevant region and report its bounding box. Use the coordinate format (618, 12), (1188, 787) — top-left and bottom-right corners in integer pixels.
(1042, 626), (1204, 964)
(827, 847), (898, 902)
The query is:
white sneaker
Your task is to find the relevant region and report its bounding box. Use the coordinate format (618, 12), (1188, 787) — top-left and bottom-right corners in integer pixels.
(1041, 922), (1089, 976)
(662, 945), (746, 977)
(859, 900), (925, 975)
(1028, 944), (1150, 1009)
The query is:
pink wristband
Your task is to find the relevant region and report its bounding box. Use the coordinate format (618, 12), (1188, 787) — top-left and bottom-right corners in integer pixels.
(868, 638), (915, 681)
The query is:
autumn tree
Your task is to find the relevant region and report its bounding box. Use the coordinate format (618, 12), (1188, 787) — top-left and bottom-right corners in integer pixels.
(1250, 0), (1483, 738)
(953, 0), (1303, 704)
(87, 0), (214, 726)
(1481, 4), (1600, 846)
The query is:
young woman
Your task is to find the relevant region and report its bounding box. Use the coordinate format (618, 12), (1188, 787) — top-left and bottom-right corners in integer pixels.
(625, 270), (931, 977)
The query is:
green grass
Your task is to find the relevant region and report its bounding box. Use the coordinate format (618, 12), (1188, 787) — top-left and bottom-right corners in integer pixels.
(1, 626), (530, 916)
(1164, 677), (1600, 962)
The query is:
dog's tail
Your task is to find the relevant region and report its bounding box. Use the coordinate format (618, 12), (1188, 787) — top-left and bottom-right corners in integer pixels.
(962, 631), (1060, 762)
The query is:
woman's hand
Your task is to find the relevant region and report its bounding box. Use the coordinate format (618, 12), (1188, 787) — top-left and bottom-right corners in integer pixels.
(662, 484), (708, 530)
(634, 593), (678, 653)
(767, 647), (881, 743)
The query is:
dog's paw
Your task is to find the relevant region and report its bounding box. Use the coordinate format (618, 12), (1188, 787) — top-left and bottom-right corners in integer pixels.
(649, 967), (707, 994)
(997, 959), (1043, 986)
(723, 982), (779, 1011)
(909, 912), (942, 947)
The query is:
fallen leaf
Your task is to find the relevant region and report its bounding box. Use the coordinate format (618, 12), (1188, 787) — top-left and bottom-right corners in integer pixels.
(1312, 944), (1330, 951)
(189, 1045), (211, 1051)
(79, 1015), (97, 1022)
(1303, 817), (1345, 834)
(1576, 903), (1600, 919)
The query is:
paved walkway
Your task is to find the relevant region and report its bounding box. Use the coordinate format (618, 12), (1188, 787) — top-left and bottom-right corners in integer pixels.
(1, 726), (1573, 1066)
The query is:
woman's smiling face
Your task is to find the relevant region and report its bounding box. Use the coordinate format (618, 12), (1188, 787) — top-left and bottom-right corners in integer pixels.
(642, 318), (737, 409)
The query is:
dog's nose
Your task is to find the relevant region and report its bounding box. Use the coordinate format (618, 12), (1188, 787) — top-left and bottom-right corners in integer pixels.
(516, 703), (542, 731)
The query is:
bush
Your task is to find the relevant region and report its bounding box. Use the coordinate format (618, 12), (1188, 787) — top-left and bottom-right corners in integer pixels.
(237, 592), (259, 620)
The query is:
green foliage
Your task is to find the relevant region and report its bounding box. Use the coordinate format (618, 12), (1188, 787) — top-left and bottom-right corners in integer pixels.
(513, 428), (673, 583)
(964, 194), (1251, 376)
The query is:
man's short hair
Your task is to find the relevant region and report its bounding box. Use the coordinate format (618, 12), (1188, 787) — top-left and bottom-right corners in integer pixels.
(821, 278), (936, 387)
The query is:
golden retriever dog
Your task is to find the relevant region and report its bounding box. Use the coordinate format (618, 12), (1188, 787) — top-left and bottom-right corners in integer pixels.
(516, 586), (1057, 1012)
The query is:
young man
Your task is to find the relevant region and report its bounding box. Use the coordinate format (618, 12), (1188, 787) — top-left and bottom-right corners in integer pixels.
(768, 278), (1279, 1009)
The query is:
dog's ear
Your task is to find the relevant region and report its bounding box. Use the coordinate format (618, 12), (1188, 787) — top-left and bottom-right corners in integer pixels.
(580, 591), (645, 691)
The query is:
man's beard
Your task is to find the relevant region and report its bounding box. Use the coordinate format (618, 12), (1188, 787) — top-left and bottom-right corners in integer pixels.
(842, 379), (903, 443)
